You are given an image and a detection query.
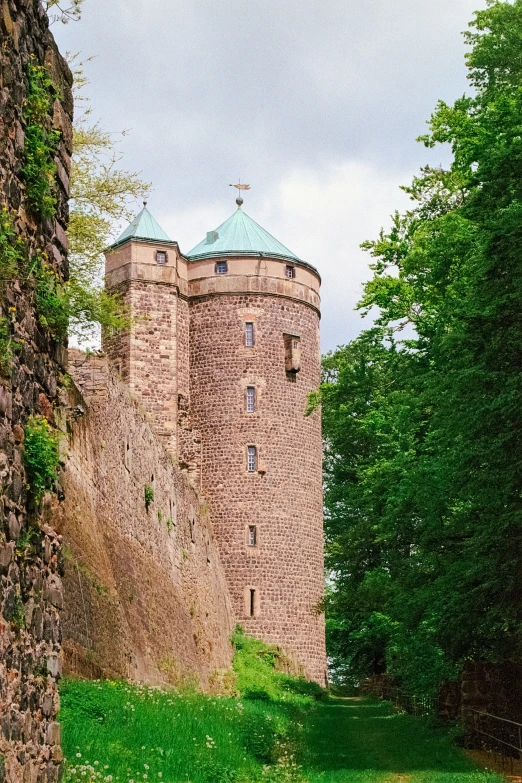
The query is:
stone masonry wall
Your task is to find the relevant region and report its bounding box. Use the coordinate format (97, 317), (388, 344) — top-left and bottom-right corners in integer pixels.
(58, 351), (234, 687)
(189, 292), (326, 684)
(0, 3), (72, 782)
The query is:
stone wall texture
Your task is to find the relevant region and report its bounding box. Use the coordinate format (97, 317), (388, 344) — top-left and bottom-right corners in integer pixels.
(189, 292), (326, 684)
(0, 2), (71, 781)
(59, 351), (234, 687)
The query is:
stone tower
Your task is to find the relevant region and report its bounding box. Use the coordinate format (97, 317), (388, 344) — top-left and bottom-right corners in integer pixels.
(104, 197), (326, 683)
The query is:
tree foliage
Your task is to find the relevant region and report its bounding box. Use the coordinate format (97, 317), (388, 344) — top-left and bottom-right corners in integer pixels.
(321, 0), (522, 696)
(66, 57), (150, 342)
(44, 0), (84, 25)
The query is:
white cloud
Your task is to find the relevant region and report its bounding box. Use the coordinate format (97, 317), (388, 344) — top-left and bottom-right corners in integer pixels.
(53, 0), (487, 352)
(161, 161), (412, 352)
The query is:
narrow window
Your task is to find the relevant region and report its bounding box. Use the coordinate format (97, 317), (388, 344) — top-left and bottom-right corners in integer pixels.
(249, 588), (256, 617)
(124, 433), (131, 472)
(247, 445), (257, 472)
(188, 506), (196, 544)
(246, 386), (255, 413)
(285, 265), (295, 279)
(169, 497), (177, 527)
(216, 261), (228, 274)
(245, 322), (254, 347)
(248, 525), (257, 546)
(156, 250), (167, 264)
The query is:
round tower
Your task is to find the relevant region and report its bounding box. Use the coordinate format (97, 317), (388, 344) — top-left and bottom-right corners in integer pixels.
(187, 198), (326, 683)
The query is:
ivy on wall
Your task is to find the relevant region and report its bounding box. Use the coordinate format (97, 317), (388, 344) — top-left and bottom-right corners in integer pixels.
(24, 414), (61, 502)
(22, 58), (61, 219)
(33, 255), (70, 338)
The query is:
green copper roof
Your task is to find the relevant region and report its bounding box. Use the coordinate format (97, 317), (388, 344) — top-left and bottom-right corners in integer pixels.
(114, 205), (171, 245)
(186, 206), (301, 262)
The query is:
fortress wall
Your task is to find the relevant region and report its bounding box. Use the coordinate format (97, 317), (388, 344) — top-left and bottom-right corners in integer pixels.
(57, 351), (234, 687)
(0, 4), (72, 781)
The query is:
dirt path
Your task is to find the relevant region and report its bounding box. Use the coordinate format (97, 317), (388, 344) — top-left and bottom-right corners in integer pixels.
(303, 698), (503, 783)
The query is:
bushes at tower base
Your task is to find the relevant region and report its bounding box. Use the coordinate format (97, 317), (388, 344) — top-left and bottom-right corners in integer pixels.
(232, 625), (325, 705)
(59, 629), (326, 783)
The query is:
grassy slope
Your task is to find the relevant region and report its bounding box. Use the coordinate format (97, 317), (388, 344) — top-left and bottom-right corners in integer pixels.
(59, 631), (503, 783)
(60, 628), (320, 783)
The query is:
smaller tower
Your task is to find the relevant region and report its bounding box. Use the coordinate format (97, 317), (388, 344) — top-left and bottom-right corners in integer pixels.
(103, 205), (191, 464)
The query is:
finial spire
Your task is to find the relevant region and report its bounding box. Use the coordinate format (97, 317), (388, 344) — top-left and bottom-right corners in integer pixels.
(229, 180), (251, 208)
(143, 200), (148, 208)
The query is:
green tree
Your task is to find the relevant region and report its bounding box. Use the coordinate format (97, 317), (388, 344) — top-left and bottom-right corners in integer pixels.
(44, 0), (84, 25)
(66, 58), (150, 342)
(322, 0), (522, 696)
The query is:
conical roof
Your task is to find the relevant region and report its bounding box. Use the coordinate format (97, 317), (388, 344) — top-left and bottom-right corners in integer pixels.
(114, 205), (171, 245)
(186, 205), (301, 262)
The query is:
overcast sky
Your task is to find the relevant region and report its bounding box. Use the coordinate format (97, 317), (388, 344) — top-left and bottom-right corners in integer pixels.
(54, 0), (486, 352)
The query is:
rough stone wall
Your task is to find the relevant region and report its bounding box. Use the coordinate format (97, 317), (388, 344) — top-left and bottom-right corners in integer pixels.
(127, 279), (179, 458)
(58, 351), (234, 687)
(176, 294), (201, 483)
(189, 292), (326, 684)
(0, 3), (72, 781)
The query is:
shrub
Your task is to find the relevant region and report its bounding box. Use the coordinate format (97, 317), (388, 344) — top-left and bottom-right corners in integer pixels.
(24, 414), (60, 501)
(232, 626), (324, 705)
(0, 317), (14, 377)
(144, 483), (154, 512)
(33, 256), (70, 338)
(22, 59), (60, 218)
(0, 207), (25, 283)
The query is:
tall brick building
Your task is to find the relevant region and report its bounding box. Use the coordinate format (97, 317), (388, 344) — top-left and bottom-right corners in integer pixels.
(103, 196), (326, 683)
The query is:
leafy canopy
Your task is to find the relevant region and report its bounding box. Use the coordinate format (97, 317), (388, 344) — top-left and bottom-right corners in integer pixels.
(66, 57), (150, 342)
(321, 0), (522, 696)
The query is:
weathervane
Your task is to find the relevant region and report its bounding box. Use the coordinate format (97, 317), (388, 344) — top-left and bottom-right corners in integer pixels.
(229, 180), (251, 206)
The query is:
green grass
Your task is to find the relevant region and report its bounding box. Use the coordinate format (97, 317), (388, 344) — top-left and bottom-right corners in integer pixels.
(60, 680), (304, 783)
(304, 698), (503, 783)
(60, 629), (318, 783)
(59, 633), (503, 783)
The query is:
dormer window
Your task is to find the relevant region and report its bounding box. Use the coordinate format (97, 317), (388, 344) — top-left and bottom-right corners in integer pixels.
(216, 261), (228, 275)
(285, 265), (295, 279)
(156, 250), (167, 265)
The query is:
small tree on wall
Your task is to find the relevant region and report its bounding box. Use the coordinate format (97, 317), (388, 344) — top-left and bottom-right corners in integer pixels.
(44, 0), (84, 25)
